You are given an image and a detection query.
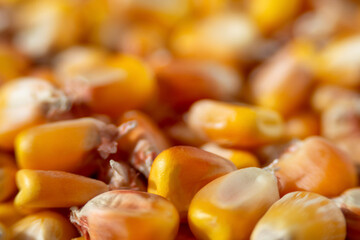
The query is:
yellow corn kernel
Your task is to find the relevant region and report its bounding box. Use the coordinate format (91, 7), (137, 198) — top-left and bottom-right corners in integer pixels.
(15, 169), (108, 209)
(187, 100), (284, 148)
(171, 13), (258, 63)
(189, 168), (279, 240)
(0, 154), (17, 202)
(14, 0), (83, 58)
(317, 35), (360, 87)
(0, 223), (10, 240)
(71, 190), (179, 240)
(11, 211), (78, 240)
(201, 143), (259, 169)
(56, 49), (156, 118)
(148, 146), (236, 220)
(0, 78), (70, 150)
(189, 0), (229, 16)
(247, 0), (301, 34)
(251, 191), (346, 240)
(15, 117), (119, 172)
(285, 111), (319, 140)
(333, 188), (360, 240)
(274, 137), (357, 197)
(0, 43), (29, 83)
(0, 202), (24, 226)
(250, 44), (313, 116)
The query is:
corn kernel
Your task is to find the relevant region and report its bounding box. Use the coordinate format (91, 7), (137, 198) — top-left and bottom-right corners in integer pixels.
(0, 78), (70, 150)
(15, 117), (119, 172)
(247, 0), (301, 34)
(335, 133), (360, 165)
(250, 44), (313, 116)
(274, 137), (357, 197)
(317, 35), (360, 87)
(15, 169), (108, 209)
(71, 190), (179, 240)
(333, 188), (360, 240)
(148, 146), (236, 220)
(187, 100), (284, 148)
(201, 143), (259, 169)
(189, 168), (279, 240)
(0, 43), (29, 83)
(118, 110), (170, 177)
(0, 223), (10, 240)
(0, 154), (17, 202)
(11, 211), (78, 240)
(251, 191), (346, 240)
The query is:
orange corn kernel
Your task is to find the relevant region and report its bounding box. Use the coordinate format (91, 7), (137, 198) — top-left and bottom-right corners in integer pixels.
(15, 169), (108, 209)
(11, 211), (78, 240)
(15, 117), (120, 172)
(333, 188), (360, 240)
(187, 100), (284, 148)
(274, 136), (357, 197)
(0, 43), (29, 83)
(201, 143), (259, 169)
(250, 44), (313, 116)
(317, 35), (360, 87)
(59, 51), (156, 118)
(156, 60), (242, 110)
(246, 0), (301, 34)
(71, 190), (179, 240)
(189, 168), (279, 240)
(0, 154), (17, 202)
(311, 84), (359, 112)
(0, 202), (24, 226)
(0, 78), (70, 150)
(335, 133), (360, 165)
(148, 146), (236, 220)
(251, 191), (346, 240)
(284, 111), (319, 140)
(170, 13), (258, 63)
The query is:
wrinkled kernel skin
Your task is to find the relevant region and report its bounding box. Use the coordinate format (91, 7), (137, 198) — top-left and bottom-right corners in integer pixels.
(148, 146), (236, 220)
(251, 191), (346, 240)
(276, 137), (358, 197)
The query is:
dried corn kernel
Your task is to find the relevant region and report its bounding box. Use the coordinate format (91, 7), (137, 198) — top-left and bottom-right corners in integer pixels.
(171, 13), (258, 63)
(15, 169), (108, 209)
(334, 188), (360, 240)
(187, 100), (284, 148)
(335, 133), (360, 165)
(0, 154), (17, 202)
(250, 44), (313, 116)
(71, 190), (179, 240)
(11, 211), (78, 240)
(201, 143), (259, 169)
(0, 223), (10, 240)
(189, 168), (279, 240)
(0, 78), (70, 150)
(251, 191), (346, 240)
(0, 43), (28, 83)
(118, 110), (170, 177)
(317, 35), (360, 87)
(15, 117), (119, 172)
(148, 146), (236, 219)
(274, 137), (357, 197)
(246, 0), (301, 33)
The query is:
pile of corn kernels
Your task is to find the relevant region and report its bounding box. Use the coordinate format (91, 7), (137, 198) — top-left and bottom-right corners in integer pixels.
(1, 0), (360, 239)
